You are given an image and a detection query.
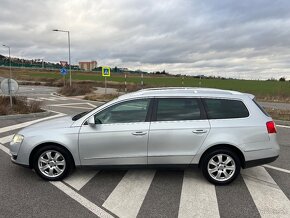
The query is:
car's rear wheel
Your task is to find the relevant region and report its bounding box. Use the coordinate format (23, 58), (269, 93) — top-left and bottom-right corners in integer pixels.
(33, 145), (73, 181)
(201, 149), (241, 185)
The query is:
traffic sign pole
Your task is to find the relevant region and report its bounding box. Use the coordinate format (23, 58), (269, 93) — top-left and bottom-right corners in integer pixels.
(105, 77), (107, 95)
(102, 66), (111, 95)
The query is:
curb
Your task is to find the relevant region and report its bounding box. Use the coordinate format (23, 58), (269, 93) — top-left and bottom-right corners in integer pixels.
(0, 111), (52, 120)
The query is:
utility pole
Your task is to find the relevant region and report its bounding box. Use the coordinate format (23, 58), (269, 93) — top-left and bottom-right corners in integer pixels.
(2, 44), (13, 107)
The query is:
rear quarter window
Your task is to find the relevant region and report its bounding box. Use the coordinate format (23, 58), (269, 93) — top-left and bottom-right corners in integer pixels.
(203, 98), (249, 119)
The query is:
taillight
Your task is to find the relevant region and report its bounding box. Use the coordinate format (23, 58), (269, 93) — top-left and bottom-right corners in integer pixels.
(266, 121), (277, 134)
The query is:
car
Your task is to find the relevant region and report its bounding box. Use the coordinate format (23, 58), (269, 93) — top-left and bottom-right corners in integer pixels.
(10, 87), (280, 185)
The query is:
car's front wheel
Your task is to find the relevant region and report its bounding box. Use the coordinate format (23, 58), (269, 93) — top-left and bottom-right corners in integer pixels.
(201, 149), (241, 185)
(33, 145), (73, 181)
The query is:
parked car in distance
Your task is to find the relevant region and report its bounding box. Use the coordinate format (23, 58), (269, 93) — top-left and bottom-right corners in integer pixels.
(10, 87), (279, 185)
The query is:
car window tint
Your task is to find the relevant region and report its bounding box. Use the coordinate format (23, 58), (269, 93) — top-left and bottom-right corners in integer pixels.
(95, 99), (149, 124)
(204, 98), (249, 119)
(156, 98), (201, 121)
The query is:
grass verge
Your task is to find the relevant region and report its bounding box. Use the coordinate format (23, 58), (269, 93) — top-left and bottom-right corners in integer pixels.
(265, 108), (290, 121)
(0, 96), (43, 115)
(58, 84), (94, 96)
(84, 93), (120, 102)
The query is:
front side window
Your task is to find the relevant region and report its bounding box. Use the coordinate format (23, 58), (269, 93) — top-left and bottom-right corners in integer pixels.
(94, 99), (150, 124)
(203, 98), (249, 119)
(156, 98), (202, 121)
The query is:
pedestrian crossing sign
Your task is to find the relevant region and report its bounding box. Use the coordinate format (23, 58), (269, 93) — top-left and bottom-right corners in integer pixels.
(102, 66), (111, 77)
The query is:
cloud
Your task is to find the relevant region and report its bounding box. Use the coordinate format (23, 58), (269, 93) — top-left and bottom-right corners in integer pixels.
(1, 0), (290, 79)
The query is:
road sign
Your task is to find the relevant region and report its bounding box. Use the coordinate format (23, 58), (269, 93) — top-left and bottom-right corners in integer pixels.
(60, 68), (68, 76)
(102, 66), (111, 77)
(0, 78), (19, 95)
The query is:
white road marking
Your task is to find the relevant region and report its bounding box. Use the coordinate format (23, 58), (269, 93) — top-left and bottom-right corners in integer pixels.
(87, 103), (97, 108)
(48, 102), (95, 106)
(49, 105), (93, 110)
(0, 134), (13, 144)
(103, 170), (156, 218)
(0, 113), (65, 133)
(276, 125), (290, 128)
(39, 97), (57, 101)
(50, 181), (114, 218)
(27, 97), (43, 102)
(242, 166), (290, 218)
(64, 169), (98, 191)
(0, 143), (10, 155)
(178, 170), (220, 218)
(264, 164), (290, 174)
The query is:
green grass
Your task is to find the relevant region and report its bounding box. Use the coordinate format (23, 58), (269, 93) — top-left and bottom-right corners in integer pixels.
(3, 68), (290, 98)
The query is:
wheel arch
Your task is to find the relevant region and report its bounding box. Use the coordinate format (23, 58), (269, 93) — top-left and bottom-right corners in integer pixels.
(198, 144), (245, 168)
(29, 142), (75, 168)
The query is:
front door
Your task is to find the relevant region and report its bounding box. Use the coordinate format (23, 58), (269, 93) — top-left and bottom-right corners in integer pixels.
(79, 98), (151, 166)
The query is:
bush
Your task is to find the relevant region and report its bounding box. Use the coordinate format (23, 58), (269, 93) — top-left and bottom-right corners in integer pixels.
(58, 84), (94, 96)
(0, 96), (43, 115)
(279, 77), (286, 82)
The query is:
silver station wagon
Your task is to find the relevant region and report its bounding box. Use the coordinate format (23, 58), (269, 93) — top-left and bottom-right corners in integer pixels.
(10, 88), (279, 185)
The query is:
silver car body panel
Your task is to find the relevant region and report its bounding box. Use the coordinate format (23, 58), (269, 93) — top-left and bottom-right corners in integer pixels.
(10, 87), (280, 168)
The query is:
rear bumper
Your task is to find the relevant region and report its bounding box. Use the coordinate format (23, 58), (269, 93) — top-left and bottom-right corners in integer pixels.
(244, 155), (279, 168)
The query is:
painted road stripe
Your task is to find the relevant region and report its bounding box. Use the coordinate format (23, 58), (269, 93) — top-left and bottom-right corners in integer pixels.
(39, 97), (57, 101)
(277, 125), (290, 128)
(48, 102), (94, 106)
(264, 165), (290, 174)
(0, 113), (65, 133)
(50, 181), (114, 218)
(49, 105), (93, 110)
(103, 170), (155, 218)
(138, 170), (184, 218)
(178, 170), (219, 218)
(79, 170), (127, 206)
(216, 176), (260, 218)
(0, 134), (13, 144)
(242, 166), (290, 217)
(0, 143), (10, 155)
(64, 169), (99, 191)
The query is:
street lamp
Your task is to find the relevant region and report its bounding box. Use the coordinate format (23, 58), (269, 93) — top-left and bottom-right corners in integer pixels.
(53, 29), (72, 86)
(2, 44), (13, 107)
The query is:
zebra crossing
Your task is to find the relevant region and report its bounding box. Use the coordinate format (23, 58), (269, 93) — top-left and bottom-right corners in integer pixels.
(27, 96), (70, 102)
(1, 115), (290, 218)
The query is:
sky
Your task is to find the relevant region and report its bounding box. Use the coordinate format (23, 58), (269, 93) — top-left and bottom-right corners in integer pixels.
(1, 0), (290, 80)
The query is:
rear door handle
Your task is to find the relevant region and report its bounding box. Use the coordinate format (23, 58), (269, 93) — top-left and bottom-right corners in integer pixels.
(132, 131), (147, 136)
(192, 129), (207, 134)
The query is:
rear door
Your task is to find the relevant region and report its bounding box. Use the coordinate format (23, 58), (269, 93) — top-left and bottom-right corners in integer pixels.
(148, 98), (210, 165)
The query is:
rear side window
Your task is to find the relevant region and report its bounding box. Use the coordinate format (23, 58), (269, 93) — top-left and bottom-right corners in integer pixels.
(203, 98), (249, 119)
(156, 98), (202, 121)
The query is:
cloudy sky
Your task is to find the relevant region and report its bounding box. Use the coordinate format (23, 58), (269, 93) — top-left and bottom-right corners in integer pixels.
(1, 0), (290, 79)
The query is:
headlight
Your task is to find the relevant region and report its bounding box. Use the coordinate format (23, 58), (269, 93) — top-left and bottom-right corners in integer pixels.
(12, 134), (24, 144)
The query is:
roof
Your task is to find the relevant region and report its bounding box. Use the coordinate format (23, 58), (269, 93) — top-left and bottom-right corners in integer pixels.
(116, 87), (254, 100)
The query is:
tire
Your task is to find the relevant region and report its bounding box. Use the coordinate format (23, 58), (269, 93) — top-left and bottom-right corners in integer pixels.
(33, 145), (73, 181)
(201, 148), (241, 185)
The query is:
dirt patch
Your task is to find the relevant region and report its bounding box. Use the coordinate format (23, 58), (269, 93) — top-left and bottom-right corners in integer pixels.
(84, 93), (120, 102)
(265, 108), (290, 121)
(0, 96), (43, 115)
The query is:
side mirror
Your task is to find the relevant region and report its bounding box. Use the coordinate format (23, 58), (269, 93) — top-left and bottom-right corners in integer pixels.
(87, 116), (102, 126)
(88, 116), (95, 126)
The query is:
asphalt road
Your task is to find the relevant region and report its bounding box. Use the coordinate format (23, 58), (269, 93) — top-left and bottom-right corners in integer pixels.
(0, 85), (289, 218)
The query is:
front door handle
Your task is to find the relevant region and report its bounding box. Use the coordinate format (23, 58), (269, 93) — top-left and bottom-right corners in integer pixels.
(192, 129), (208, 134)
(132, 131), (147, 136)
